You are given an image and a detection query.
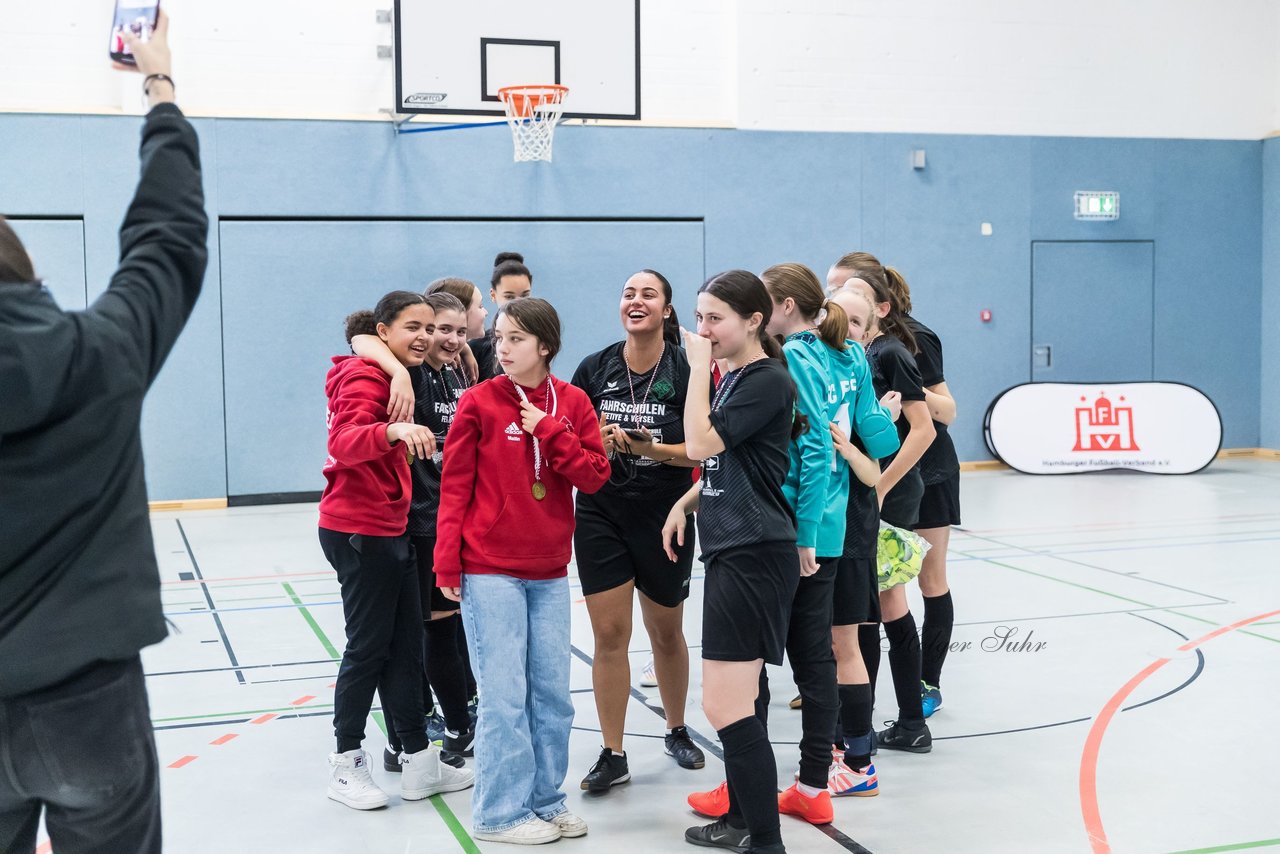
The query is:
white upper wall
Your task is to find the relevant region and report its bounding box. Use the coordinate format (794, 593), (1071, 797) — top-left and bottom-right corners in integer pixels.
(1, 0), (1276, 139)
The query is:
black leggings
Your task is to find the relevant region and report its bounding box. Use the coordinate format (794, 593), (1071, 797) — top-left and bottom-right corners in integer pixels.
(320, 528), (428, 754)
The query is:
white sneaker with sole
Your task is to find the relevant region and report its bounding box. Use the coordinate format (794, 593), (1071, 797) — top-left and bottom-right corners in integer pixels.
(640, 658), (658, 688)
(550, 811), (588, 838)
(400, 745), (475, 800)
(327, 749), (390, 810)
(474, 817), (562, 845)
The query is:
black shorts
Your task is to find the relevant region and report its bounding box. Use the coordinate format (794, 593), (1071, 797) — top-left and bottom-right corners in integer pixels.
(833, 556), (881, 626)
(916, 473), (962, 530)
(880, 467), (924, 531)
(411, 536), (457, 615)
(702, 541), (799, 666)
(573, 491), (695, 608)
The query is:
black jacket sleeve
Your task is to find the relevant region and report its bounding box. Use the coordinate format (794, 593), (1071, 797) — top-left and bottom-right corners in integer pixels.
(88, 102), (209, 385)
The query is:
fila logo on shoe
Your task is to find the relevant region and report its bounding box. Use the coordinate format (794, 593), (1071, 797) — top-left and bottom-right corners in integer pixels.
(353, 755), (365, 768)
(505, 422), (523, 442)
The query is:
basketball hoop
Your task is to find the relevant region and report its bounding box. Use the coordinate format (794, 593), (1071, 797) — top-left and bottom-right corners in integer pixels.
(498, 85), (569, 163)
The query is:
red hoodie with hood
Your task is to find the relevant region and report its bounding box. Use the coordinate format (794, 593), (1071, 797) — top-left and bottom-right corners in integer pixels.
(318, 356), (411, 536)
(434, 374), (610, 588)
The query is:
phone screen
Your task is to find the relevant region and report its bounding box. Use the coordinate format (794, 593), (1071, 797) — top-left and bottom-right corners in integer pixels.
(109, 0), (160, 63)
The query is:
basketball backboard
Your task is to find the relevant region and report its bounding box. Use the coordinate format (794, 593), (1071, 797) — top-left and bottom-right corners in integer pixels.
(393, 0), (640, 120)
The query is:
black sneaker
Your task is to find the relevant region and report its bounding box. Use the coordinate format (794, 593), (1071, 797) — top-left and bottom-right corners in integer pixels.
(875, 720), (932, 753)
(424, 711), (447, 745)
(684, 816), (751, 852)
(579, 747), (630, 793)
(665, 726), (706, 769)
(383, 745), (465, 771)
(442, 726), (475, 760)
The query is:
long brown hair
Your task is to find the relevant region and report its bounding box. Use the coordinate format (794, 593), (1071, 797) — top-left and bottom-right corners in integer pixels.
(833, 253), (917, 353)
(426, 276), (479, 308)
(0, 217), (36, 285)
(762, 262), (848, 351)
(699, 269), (807, 439)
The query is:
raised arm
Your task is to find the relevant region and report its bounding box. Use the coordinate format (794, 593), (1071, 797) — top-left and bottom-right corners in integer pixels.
(91, 12), (209, 386)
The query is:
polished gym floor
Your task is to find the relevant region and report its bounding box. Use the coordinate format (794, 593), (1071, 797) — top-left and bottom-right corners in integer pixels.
(37, 459), (1280, 853)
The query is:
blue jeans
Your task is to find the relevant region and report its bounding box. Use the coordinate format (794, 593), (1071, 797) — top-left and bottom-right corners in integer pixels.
(461, 573), (573, 833)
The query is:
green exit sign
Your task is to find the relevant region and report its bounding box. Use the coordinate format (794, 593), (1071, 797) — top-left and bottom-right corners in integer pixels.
(1074, 191), (1120, 221)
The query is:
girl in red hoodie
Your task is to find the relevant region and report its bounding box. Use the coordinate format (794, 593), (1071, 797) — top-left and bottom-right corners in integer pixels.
(318, 291), (474, 811)
(435, 297), (610, 845)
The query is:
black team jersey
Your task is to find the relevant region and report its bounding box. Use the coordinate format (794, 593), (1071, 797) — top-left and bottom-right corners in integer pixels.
(406, 362), (469, 536)
(571, 342), (691, 503)
(866, 334), (926, 472)
(696, 359), (797, 560)
(905, 316), (961, 485)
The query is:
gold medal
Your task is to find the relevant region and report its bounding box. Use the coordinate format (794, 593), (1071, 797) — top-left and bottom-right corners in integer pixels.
(532, 481), (547, 500)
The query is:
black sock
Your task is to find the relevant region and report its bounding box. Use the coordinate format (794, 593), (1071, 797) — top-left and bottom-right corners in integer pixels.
(921, 591), (954, 688)
(883, 613), (925, 727)
(838, 683), (874, 767)
(424, 615), (471, 733)
(725, 776), (745, 828)
(858, 623), (881, 695)
(755, 668), (771, 730)
(455, 617), (477, 698)
(718, 716), (781, 847)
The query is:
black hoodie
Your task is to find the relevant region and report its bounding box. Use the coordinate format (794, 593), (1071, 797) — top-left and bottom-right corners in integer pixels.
(0, 103), (208, 696)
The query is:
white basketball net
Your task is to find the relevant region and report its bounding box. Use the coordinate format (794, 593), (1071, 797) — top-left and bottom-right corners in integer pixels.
(500, 86), (568, 163)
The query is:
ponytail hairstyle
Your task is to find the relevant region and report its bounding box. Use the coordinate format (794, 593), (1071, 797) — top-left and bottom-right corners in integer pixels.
(834, 251), (914, 317)
(832, 253), (917, 354)
(491, 251), (533, 288)
(761, 262), (849, 352)
(343, 290), (430, 345)
(638, 268), (682, 347)
(698, 269), (808, 439)
(0, 217), (36, 285)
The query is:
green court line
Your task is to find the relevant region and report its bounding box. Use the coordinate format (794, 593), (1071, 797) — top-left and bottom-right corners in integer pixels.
(372, 712), (481, 853)
(153, 703), (334, 723)
(1163, 611), (1280, 645)
(1168, 838), (1280, 853)
(282, 582), (341, 659)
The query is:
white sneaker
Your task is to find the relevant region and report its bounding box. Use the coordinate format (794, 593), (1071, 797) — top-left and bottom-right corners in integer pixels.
(400, 745), (475, 800)
(640, 658), (658, 687)
(549, 811), (588, 838)
(474, 817), (562, 845)
(327, 749), (390, 810)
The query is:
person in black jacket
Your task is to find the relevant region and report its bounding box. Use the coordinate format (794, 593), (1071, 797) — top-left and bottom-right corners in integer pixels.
(467, 251), (533, 382)
(0, 14), (207, 854)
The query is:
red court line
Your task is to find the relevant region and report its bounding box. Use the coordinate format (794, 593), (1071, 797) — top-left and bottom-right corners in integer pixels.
(168, 755), (199, 769)
(35, 842), (51, 854)
(291, 695), (316, 706)
(210, 733), (238, 745)
(1079, 608), (1280, 853)
(250, 713), (278, 724)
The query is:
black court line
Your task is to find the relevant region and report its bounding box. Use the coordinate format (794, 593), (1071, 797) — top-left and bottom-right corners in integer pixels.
(146, 658), (336, 678)
(176, 519), (245, 684)
(955, 529), (1232, 605)
(568, 644), (874, 854)
(1120, 613), (1206, 712)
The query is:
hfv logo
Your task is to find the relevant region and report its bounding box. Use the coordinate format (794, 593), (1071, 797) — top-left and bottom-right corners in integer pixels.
(1072, 391), (1140, 452)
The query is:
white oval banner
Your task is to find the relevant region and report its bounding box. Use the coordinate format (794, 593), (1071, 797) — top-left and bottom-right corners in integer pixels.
(984, 382), (1222, 475)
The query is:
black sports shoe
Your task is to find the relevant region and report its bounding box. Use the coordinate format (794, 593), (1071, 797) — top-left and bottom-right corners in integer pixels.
(875, 720), (932, 753)
(580, 747), (631, 793)
(665, 726), (706, 769)
(684, 816), (751, 852)
(442, 727), (475, 764)
(383, 745), (465, 771)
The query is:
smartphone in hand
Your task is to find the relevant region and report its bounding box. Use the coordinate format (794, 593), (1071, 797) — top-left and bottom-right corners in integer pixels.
(109, 0), (160, 66)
